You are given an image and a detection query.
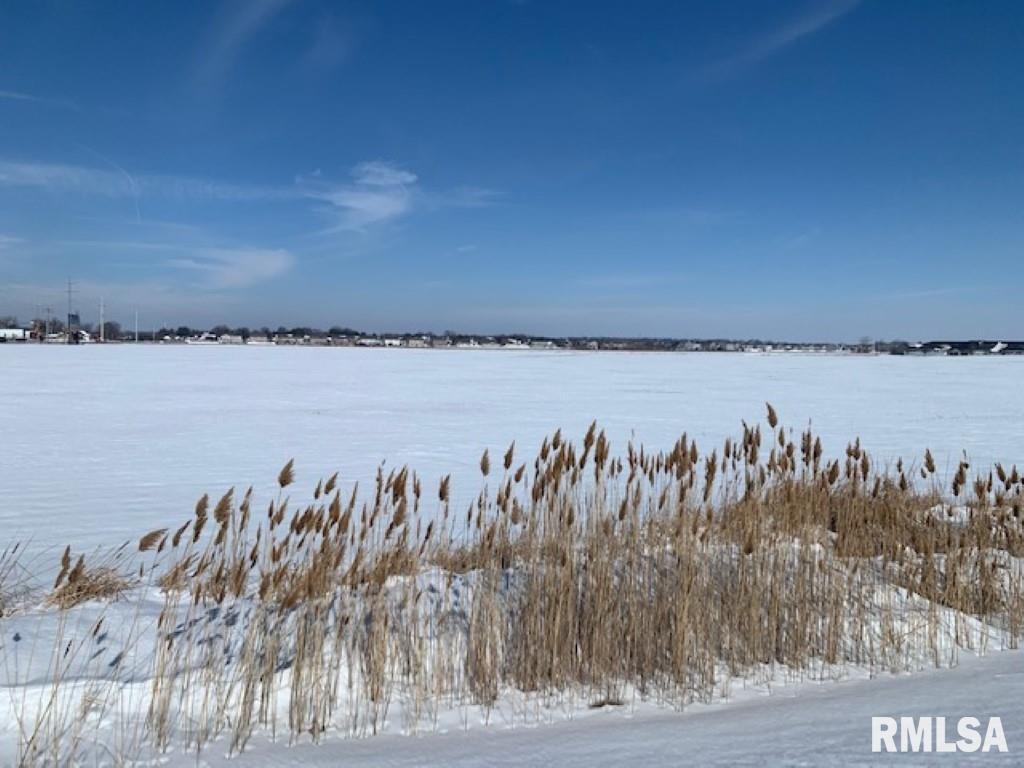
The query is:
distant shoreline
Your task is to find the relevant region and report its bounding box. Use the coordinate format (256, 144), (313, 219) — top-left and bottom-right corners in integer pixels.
(3, 340), (1023, 357)
(4, 326), (1020, 355)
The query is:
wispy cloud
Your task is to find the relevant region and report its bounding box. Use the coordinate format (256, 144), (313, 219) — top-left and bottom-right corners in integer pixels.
(700, 0), (860, 80)
(0, 160), (126, 196)
(75, 144), (143, 222)
(195, 0), (294, 91)
(166, 246), (294, 288)
(300, 161), (419, 232)
(576, 273), (686, 290)
(0, 89), (36, 102)
(433, 185), (501, 210)
(48, 235), (294, 289)
(2, 278), (244, 323)
(0, 234), (24, 249)
(779, 227), (821, 250)
(0, 159), (289, 201)
(867, 286), (973, 303)
(303, 163), (499, 233)
(0, 157), (495, 236)
(0, 89), (77, 110)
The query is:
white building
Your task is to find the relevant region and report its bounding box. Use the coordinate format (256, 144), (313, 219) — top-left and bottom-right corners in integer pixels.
(0, 328), (29, 342)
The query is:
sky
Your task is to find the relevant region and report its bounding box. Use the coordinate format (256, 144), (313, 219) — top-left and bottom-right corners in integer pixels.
(0, 0), (1021, 341)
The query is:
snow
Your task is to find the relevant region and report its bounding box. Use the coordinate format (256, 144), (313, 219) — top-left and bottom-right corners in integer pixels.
(3, 345), (1023, 564)
(153, 649), (1023, 767)
(3, 345), (1024, 765)
(195, 649), (1024, 766)
(0, 572), (1017, 766)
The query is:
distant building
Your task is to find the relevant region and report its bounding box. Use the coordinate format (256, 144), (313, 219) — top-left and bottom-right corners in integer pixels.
(186, 332), (219, 345)
(0, 328), (29, 342)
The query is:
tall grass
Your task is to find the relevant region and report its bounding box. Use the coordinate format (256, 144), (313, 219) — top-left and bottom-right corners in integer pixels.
(4, 404), (1024, 764)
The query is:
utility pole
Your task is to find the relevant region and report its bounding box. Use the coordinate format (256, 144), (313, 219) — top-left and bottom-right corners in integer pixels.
(135, 310), (139, 343)
(66, 279), (76, 344)
(99, 297), (105, 342)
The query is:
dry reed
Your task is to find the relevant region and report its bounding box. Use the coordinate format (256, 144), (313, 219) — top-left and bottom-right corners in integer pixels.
(8, 403), (1024, 764)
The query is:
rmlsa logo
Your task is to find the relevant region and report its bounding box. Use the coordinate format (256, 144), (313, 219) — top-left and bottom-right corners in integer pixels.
(872, 717), (1008, 753)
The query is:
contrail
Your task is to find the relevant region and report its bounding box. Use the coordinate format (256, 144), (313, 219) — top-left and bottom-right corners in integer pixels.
(75, 143), (142, 223)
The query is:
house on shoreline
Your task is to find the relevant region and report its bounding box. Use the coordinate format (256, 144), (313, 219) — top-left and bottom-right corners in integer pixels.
(903, 340), (1024, 356)
(0, 328), (29, 342)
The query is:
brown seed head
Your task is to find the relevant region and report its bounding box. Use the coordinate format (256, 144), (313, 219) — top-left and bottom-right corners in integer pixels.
(278, 458), (295, 489)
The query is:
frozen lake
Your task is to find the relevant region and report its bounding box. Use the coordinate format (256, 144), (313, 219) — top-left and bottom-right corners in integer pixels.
(2, 345), (1022, 560)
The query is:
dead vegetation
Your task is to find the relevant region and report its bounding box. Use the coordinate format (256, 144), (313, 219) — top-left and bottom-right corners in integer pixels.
(45, 545), (136, 610)
(9, 404), (1024, 763)
(0, 543), (28, 618)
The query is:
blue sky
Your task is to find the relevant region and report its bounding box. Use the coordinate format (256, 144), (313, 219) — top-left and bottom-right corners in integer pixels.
(1, 1), (1021, 340)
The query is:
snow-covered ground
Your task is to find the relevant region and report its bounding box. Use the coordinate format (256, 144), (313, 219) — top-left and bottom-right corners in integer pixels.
(161, 648), (1023, 767)
(3, 345), (1024, 765)
(3, 345), (1023, 563)
(0, 572), (1016, 766)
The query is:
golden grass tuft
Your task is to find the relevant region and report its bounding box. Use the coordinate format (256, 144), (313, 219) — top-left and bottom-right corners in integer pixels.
(47, 561), (134, 609)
